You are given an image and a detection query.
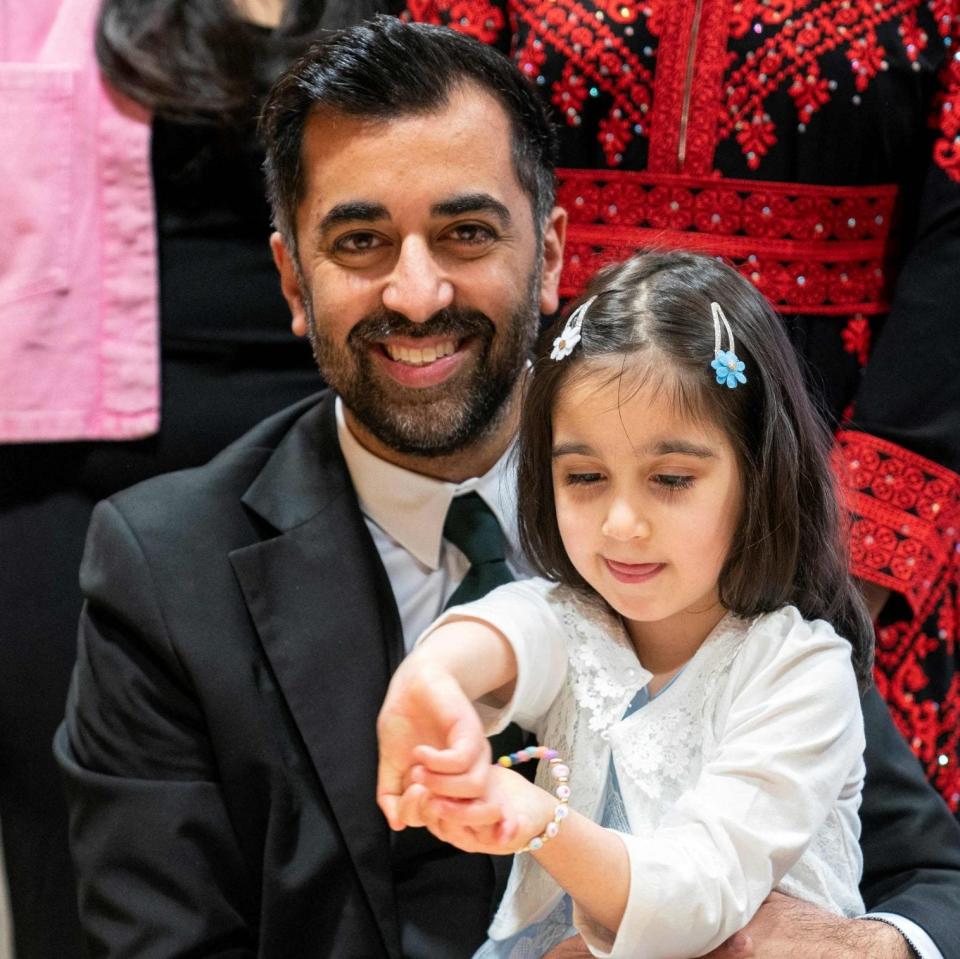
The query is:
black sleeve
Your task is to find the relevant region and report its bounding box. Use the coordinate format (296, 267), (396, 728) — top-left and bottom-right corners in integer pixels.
(55, 499), (257, 958)
(859, 688), (960, 958)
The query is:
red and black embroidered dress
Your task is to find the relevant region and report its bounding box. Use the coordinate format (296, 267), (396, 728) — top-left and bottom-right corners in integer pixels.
(405, 0), (960, 812)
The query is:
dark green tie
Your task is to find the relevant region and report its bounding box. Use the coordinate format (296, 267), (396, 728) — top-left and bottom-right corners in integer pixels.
(443, 493), (514, 609)
(442, 493), (533, 775)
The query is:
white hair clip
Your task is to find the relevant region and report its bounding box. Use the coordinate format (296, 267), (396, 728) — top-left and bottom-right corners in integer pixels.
(550, 295), (597, 361)
(709, 301), (747, 388)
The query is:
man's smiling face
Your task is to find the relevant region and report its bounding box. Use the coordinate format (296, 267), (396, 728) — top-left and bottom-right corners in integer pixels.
(271, 84), (564, 462)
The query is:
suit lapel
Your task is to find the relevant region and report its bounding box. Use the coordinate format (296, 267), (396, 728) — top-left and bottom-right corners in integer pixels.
(230, 395), (404, 958)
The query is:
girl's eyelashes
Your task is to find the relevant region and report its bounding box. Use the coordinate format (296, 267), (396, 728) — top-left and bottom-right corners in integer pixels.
(564, 472), (604, 486)
(653, 474), (695, 493)
(560, 472), (696, 491)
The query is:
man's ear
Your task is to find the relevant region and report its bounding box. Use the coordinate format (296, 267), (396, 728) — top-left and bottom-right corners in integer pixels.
(270, 231), (309, 337)
(538, 206), (567, 316)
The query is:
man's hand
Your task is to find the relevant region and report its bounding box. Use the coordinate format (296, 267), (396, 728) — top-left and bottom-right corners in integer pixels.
(702, 892), (912, 959)
(376, 655), (490, 830)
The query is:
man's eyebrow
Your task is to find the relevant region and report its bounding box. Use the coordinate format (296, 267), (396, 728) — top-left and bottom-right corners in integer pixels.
(318, 201), (390, 236)
(431, 193), (512, 226)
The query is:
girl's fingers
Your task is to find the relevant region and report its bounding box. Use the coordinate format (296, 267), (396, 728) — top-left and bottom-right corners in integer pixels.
(395, 783), (432, 829)
(413, 732), (489, 773)
(494, 815), (519, 845)
(377, 792), (403, 831)
(412, 761), (493, 798)
(423, 794), (505, 827)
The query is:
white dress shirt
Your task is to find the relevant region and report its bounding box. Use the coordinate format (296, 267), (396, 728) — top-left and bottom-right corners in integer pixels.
(336, 398), (525, 650)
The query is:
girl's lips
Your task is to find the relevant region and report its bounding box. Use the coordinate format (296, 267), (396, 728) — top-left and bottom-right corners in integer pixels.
(603, 559), (665, 583)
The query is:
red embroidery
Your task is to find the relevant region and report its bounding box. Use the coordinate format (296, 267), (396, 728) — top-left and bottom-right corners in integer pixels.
(720, 0), (917, 167)
(841, 314), (872, 366)
(509, 1), (655, 158)
(899, 8), (930, 62)
(931, 2), (960, 182)
(788, 61), (831, 123)
(405, 1), (957, 180)
(874, 582), (960, 811)
(846, 29), (887, 93)
(736, 116), (777, 171)
(835, 431), (960, 810)
(835, 431), (960, 611)
(729, 0), (801, 38)
(556, 168), (897, 310)
(401, 0), (507, 42)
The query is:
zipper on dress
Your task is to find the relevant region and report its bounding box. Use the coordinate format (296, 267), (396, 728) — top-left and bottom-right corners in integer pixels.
(677, 0), (706, 170)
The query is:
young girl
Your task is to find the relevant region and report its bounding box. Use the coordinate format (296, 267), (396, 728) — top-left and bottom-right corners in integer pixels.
(376, 250), (874, 959)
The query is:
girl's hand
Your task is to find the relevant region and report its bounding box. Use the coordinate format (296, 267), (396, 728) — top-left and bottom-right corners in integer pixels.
(377, 619), (519, 830)
(418, 765), (557, 856)
(376, 655), (491, 830)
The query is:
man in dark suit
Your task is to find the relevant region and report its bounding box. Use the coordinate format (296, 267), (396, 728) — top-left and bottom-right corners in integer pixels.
(55, 16), (960, 959)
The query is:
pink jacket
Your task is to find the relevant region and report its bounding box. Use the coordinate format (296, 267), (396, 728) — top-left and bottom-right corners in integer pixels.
(0, 0), (159, 442)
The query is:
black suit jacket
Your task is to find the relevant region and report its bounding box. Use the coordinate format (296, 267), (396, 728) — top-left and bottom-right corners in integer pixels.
(56, 393), (960, 958)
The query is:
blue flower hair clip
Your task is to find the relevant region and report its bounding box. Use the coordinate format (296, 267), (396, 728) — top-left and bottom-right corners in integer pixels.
(551, 295), (597, 361)
(709, 302), (747, 388)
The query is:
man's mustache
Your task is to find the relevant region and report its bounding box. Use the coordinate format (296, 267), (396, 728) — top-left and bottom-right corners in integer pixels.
(347, 308), (495, 346)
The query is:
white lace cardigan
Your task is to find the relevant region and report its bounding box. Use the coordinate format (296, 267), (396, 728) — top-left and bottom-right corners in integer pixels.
(426, 579), (866, 959)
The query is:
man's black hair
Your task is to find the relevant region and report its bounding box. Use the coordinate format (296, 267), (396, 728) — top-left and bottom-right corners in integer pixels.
(259, 15), (557, 252)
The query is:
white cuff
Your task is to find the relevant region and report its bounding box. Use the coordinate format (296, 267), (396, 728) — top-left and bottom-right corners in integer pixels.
(864, 913), (944, 959)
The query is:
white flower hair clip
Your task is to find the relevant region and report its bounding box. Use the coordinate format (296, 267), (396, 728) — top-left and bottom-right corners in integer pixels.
(709, 301), (747, 388)
(551, 295), (597, 361)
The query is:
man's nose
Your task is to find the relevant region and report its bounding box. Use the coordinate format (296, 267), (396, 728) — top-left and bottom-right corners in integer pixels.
(601, 496), (651, 542)
(381, 237), (455, 323)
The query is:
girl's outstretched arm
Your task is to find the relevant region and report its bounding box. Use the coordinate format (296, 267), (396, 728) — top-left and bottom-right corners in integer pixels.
(377, 579), (570, 829)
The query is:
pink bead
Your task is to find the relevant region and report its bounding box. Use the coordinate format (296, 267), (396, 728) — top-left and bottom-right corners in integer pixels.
(556, 784), (571, 800)
(550, 764), (570, 780)
(546, 822), (560, 838)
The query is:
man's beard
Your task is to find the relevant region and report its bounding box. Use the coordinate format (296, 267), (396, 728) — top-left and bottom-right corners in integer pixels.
(304, 276), (540, 457)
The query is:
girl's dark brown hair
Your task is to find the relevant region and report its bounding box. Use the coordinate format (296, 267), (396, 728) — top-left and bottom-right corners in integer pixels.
(517, 250), (874, 690)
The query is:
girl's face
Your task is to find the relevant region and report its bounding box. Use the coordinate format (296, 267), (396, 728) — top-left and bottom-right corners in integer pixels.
(551, 364), (742, 656)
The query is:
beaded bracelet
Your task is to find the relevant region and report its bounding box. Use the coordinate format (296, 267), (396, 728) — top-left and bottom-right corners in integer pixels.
(496, 746), (571, 853)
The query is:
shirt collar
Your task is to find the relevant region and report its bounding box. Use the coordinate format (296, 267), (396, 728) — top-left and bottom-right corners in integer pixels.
(335, 396), (518, 570)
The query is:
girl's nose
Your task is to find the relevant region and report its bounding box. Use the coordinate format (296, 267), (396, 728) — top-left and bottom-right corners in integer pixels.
(601, 497), (651, 541)
(381, 237), (455, 323)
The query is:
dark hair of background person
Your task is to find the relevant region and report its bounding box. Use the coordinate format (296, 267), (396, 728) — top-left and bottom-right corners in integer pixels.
(259, 14), (558, 253)
(95, 0), (400, 124)
(517, 249), (875, 691)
